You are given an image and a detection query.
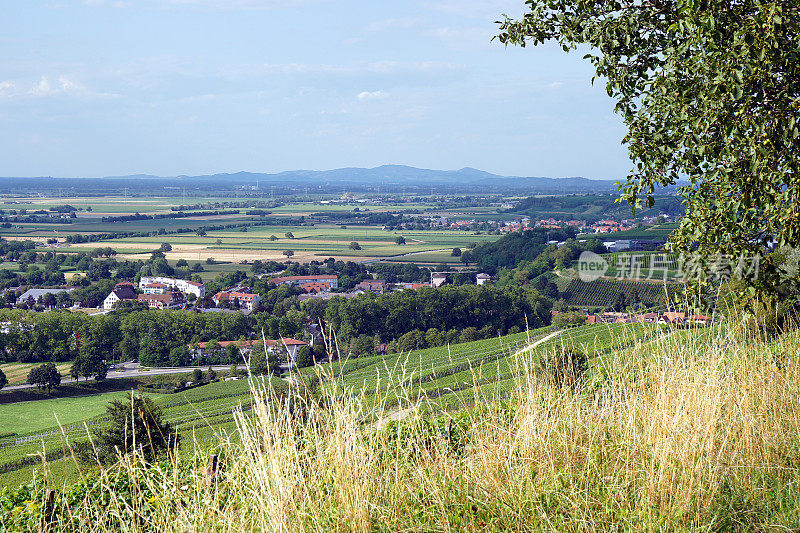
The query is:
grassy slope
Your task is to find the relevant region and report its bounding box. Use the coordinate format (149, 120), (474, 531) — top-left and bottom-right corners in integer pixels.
(0, 391), (138, 435)
(3, 323), (798, 530)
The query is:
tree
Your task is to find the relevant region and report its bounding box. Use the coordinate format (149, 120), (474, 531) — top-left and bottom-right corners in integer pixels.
(192, 368), (203, 382)
(612, 292), (627, 313)
(225, 343), (240, 364)
(283, 250), (294, 258)
(88, 393), (179, 465)
(176, 258), (188, 268)
(498, 2), (800, 293)
(195, 229), (207, 237)
(0, 368), (6, 391)
(451, 247), (462, 257)
(349, 241), (361, 250)
(249, 345), (279, 376)
(295, 345), (315, 368)
(27, 363), (61, 392)
(159, 243), (172, 252)
(207, 366), (216, 381)
(284, 232), (294, 239)
(395, 236), (406, 245)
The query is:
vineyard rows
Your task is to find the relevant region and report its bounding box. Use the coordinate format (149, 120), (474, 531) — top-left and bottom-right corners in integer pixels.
(558, 278), (678, 308)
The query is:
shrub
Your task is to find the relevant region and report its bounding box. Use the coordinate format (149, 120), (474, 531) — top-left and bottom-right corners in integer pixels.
(537, 347), (588, 389)
(84, 393), (179, 465)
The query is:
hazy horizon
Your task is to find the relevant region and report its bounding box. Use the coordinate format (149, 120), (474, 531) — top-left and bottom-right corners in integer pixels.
(3, 1), (629, 179)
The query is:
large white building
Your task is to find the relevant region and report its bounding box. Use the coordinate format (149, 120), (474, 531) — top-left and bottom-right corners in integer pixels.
(139, 276), (205, 298)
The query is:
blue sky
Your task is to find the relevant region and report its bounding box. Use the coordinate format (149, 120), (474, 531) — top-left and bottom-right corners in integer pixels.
(1, 0), (629, 179)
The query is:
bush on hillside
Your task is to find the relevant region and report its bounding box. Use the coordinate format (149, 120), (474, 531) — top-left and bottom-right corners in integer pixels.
(82, 393), (179, 465)
(537, 347), (588, 390)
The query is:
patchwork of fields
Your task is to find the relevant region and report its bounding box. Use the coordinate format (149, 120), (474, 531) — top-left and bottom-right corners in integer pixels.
(0, 195), (503, 265)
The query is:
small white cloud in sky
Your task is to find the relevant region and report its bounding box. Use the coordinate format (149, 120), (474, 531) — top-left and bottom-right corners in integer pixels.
(29, 77), (53, 96)
(357, 90), (387, 101)
(27, 76), (88, 97)
(0, 81), (15, 96)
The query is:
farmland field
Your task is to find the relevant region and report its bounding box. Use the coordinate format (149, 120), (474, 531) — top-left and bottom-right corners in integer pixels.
(0, 362), (74, 385)
(0, 390), (140, 435)
(0, 194), (503, 265)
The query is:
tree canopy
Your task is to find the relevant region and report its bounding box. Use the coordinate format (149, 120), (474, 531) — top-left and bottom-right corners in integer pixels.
(498, 1), (800, 291)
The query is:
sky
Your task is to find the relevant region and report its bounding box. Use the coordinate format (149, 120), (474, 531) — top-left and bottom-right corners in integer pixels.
(1, 1), (630, 179)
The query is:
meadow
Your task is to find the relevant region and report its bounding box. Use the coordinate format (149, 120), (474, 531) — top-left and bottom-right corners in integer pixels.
(0, 376), (278, 488)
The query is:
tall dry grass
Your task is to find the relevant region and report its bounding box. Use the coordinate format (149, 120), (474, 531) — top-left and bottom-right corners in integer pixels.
(15, 325), (800, 531)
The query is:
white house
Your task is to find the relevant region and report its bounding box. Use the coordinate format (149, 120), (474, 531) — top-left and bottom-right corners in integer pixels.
(476, 273), (492, 286)
(102, 283), (137, 310)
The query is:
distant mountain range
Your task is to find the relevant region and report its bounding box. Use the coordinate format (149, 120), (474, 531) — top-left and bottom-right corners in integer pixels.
(0, 165), (639, 195)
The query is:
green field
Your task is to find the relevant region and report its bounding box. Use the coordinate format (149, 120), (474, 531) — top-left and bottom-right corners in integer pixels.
(0, 390), (141, 435)
(312, 321), (668, 416)
(0, 193), (510, 265)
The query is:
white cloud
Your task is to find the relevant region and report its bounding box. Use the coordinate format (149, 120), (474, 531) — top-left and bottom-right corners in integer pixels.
(24, 75), (115, 99)
(0, 81), (15, 97)
(357, 90), (387, 101)
(430, 26), (493, 51)
(29, 76), (53, 96)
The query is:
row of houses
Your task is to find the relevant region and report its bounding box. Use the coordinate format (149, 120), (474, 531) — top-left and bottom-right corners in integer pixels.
(586, 311), (714, 325)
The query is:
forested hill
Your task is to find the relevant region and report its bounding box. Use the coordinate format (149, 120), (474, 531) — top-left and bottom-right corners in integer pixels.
(465, 228), (574, 274)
